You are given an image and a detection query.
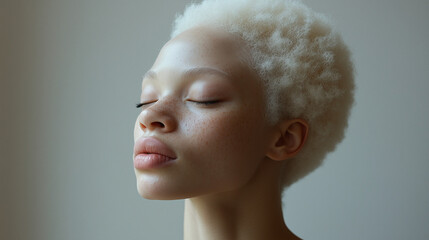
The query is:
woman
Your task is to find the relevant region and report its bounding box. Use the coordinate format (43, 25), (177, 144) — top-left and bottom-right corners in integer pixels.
(133, 0), (354, 239)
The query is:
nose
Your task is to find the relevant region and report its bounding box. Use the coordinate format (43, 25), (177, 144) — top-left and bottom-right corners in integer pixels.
(138, 102), (177, 133)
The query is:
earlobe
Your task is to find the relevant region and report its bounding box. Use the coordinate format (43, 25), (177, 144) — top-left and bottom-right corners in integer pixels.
(266, 119), (309, 161)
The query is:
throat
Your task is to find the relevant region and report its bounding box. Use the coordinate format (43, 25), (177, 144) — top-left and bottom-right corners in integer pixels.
(183, 185), (300, 240)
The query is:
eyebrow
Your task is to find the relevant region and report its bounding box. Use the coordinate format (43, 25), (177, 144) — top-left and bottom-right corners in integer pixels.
(143, 67), (231, 81)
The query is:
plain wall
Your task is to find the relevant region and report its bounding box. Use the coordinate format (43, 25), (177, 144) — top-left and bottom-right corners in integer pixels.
(2, 0), (428, 239)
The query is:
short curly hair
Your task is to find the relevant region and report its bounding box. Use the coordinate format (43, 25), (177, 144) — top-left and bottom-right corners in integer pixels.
(171, 0), (355, 188)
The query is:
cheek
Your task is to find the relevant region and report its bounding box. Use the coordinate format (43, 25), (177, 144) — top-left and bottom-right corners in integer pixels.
(205, 106), (266, 148)
(187, 111), (251, 151)
(185, 109), (267, 175)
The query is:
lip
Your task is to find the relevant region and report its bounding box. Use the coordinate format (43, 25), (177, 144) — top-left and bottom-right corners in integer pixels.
(133, 137), (177, 170)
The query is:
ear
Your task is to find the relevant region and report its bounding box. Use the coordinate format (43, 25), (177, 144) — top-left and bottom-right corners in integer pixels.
(266, 119), (309, 161)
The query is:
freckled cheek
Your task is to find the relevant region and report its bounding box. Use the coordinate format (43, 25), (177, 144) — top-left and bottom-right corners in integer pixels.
(185, 112), (255, 154)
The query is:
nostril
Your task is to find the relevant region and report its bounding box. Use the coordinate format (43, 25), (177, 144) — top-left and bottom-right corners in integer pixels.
(139, 121), (166, 131)
(151, 122), (165, 128)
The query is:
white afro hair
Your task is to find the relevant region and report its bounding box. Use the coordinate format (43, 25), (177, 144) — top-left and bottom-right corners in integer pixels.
(171, 0), (355, 188)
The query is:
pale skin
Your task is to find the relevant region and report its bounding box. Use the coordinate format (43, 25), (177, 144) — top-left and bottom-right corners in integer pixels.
(134, 26), (309, 240)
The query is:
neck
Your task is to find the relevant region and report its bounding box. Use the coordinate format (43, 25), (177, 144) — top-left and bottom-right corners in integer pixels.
(183, 160), (300, 240)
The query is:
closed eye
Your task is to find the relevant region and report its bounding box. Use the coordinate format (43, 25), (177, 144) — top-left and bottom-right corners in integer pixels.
(136, 101), (157, 108)
(188, 100), (220, 106)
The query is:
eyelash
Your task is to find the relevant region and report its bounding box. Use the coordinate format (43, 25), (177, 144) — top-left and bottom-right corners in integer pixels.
(136, 100), (219, 108)
(135, 102), (154, 108)
(189, 100), (220, 106)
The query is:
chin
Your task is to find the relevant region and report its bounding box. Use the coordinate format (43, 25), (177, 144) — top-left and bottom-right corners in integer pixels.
(137, 184), (173, 200)
(134, 170), (250, 200)
(135, 178), (193, 200)
(137, 188), (195, 200)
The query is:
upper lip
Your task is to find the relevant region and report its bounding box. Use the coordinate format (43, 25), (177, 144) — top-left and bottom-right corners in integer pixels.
(133, 137), (177, 159)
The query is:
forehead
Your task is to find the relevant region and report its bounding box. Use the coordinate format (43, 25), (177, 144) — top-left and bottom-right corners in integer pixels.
(150, 27), (253, 79)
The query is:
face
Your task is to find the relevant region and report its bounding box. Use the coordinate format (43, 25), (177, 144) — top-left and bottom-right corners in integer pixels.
(133, 27), (273, 200)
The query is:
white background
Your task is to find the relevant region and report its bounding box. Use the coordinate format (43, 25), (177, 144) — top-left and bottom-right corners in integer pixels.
(1, 0), (428, 239)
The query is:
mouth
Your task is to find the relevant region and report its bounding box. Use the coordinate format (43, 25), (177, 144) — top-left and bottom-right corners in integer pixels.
(133, 137), (177, 170)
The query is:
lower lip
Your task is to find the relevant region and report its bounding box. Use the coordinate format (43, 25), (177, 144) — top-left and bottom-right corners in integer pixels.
(134, 153), (175, 170)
